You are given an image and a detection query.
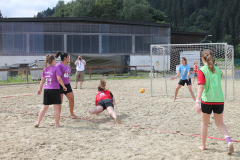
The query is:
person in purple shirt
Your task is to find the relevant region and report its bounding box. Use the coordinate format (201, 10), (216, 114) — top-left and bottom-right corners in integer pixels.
(55, 52), (77, 118)
(34, 54), (67, 128)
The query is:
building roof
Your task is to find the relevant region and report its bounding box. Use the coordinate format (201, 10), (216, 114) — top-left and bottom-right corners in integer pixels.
(0, 17), (172, 28)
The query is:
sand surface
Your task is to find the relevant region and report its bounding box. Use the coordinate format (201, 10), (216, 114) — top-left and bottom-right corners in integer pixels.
(0, 78), (240, 159)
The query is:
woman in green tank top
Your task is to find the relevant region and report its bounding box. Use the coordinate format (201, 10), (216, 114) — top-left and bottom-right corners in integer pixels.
(195, 49), (234, 154)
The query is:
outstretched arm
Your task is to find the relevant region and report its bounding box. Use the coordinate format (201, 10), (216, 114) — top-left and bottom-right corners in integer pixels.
(171, 71), (180, 80)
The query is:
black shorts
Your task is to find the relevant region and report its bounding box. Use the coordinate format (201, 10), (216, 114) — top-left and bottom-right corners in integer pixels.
(178, 79), (192, 86)
(97, 99), (114, 110)
(201, 103), (224, 114)
(59, 83), (73, 95)
(43, 89), (61, 105)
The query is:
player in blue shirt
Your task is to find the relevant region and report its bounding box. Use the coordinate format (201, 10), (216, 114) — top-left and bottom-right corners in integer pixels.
(171, 57), (196, 102)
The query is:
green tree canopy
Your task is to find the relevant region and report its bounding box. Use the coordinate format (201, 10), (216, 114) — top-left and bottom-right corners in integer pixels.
(0, 10), (3, 18)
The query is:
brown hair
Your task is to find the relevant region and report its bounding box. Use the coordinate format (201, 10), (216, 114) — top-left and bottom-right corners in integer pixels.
(98, 79), (106, 91)
(202, 49), (215, 73)
(181, 57), (187, 65)
(45, 54), (55, 67)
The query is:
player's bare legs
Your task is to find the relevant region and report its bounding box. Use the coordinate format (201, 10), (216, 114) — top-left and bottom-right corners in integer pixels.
(65, 92), (76, 117)
(54, 105), (63, 127)
(87, 106), (104, 118)
(107, 107), (120, 124)
(214, 113), (234, 154)
(35, 105), (49, 127)
(199, 112), (210, 150)
(173, 85), (182, 102)
(188, 85), (196, 101)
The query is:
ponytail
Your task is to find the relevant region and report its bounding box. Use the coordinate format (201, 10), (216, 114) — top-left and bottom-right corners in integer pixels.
(55, 51), (68, 61)
(55, 52), (62, 59)
(206, 54), (215, 73)
(45, 54), (55, 67)
(98, 79), (106, 91)
(45, 55), (49, 67)
(202, 49), (215, 73)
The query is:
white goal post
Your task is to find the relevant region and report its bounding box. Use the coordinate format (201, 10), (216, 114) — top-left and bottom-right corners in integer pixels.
(150, 43), (235, 101)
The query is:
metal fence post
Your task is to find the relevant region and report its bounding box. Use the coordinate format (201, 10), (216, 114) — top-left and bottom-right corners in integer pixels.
(224, 43), (227, 101)
(150, 45), (153, 97)
(26, 68), (28, 83)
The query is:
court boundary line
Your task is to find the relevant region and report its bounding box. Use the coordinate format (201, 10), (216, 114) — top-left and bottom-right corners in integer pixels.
(1, 108), (240, 143)
(1, 93), (240, 104)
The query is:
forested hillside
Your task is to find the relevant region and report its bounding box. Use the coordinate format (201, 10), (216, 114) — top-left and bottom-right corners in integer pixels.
(36, 0), (240, 58)
(147, 0), (240, 57)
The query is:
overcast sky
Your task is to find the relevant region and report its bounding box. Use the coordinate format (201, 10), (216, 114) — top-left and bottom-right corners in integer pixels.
(0, 0), (71, 18)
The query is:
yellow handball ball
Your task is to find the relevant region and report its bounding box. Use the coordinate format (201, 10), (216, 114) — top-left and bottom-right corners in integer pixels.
(140, 88), (145, 93)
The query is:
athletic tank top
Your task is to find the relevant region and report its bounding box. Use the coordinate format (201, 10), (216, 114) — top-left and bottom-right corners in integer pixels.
(95, 90), (113, 105)
(200, 65), (224, 102)
(193, 65), (197, 73)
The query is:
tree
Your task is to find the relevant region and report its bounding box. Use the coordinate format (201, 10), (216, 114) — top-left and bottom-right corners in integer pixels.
(88, 0), (121, 19)
(122, 0), (152, 22)
(236, 42), (240, 58)
(37, 7), (54, 18)
(52, 1), (65, 17)
(71, 0), (95, 17)
(221, 35), (233, 45)
(149, 7), (168, 23)
(0, 10), (3, 18)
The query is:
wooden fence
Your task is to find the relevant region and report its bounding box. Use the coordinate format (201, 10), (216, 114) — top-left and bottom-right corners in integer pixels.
(0, 65), (150, 82)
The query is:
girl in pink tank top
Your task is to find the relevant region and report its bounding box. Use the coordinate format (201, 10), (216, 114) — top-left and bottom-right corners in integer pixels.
(192, 61), (198, 84)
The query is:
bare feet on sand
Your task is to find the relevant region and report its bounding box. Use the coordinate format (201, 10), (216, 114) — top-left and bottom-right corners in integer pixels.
(87, 110), (91, 119)
(199, 146), (205, 150)
(69, 114), (78, 119)
(56, 124), (64, 127)
(114, 118), (120, 124)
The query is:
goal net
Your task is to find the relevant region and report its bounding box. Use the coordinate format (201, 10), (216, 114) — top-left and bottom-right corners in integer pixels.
(150, 43), (236, 101)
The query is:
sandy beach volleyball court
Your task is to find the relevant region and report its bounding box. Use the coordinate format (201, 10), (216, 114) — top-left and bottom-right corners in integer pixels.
(0, 78), (240, 159)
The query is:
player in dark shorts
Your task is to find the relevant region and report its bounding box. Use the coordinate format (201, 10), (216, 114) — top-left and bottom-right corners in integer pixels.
(87, 79), (120, 124)
(171, 57), (196, 102)
(35, 54), (67, 128)
(55, 52), (77, 118)
(195, 49), (234, 154)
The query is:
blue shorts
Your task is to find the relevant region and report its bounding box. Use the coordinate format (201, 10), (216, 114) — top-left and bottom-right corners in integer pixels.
(193, 73), (197, 77)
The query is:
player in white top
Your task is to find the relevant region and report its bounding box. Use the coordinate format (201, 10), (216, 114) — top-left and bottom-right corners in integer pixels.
(74, 55), (86, 89)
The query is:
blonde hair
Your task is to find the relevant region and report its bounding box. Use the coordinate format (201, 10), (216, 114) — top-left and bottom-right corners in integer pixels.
(45, 54), (55, 67)
(98, 79), (106, 91)
(202, 49), (215, 73)
(193, 61), (198, 65)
